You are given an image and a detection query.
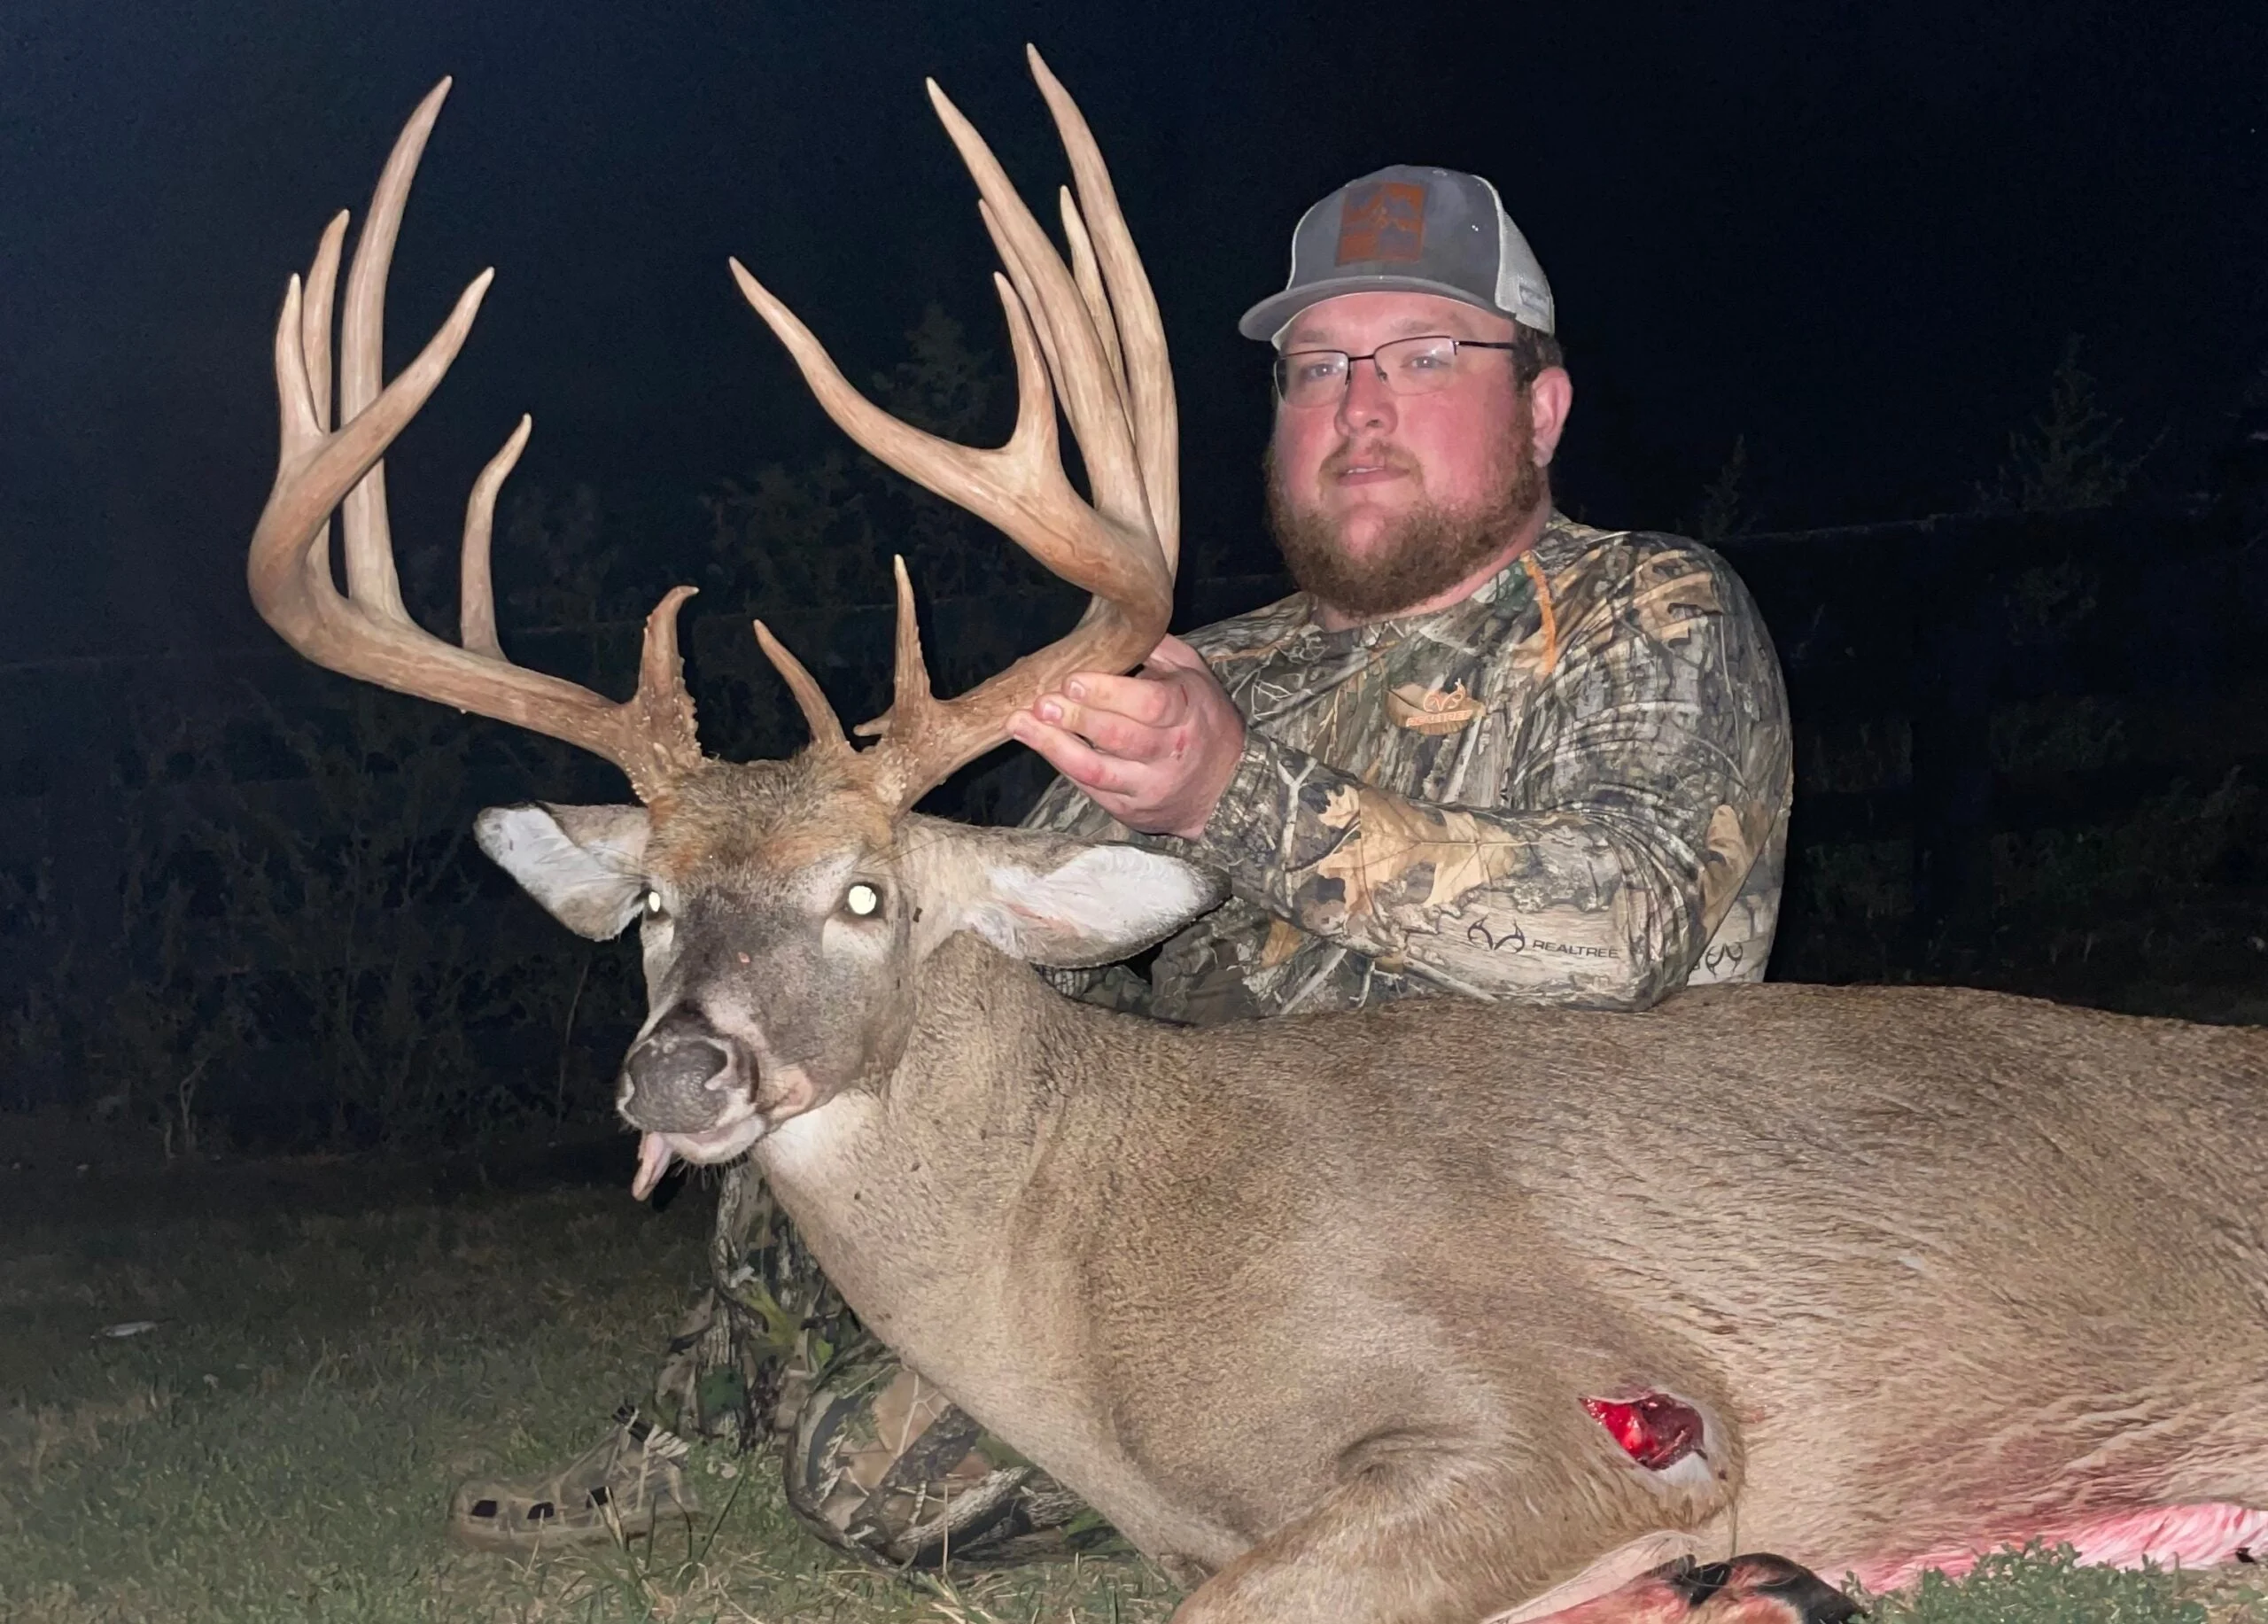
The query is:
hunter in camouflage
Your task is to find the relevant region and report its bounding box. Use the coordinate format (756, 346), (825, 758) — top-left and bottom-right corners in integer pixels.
(450, 162), (1793, 1572)
(1028, 513), (1790, 1023)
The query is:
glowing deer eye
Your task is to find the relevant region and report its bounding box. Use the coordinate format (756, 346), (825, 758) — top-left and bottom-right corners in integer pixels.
(643, 891), (664, 917)
(844, 882), (882, 918)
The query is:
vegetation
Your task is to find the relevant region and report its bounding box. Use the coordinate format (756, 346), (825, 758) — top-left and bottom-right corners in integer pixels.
(1694, 432), (1752, 546)
(1852, 1543), (2256, 1624)
(1980, 335), (2158, 515)
(22, 689), (637, 1154)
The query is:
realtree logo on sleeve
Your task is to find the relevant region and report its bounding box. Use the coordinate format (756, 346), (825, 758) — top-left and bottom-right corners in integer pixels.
(1386, 680), (1484, 734)
(1336, 181), (1429, 263)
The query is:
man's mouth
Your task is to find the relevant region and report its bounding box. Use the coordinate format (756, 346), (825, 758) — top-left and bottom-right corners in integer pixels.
(1327, 449), (1413, 486)
(630, 1118), (768, 1200)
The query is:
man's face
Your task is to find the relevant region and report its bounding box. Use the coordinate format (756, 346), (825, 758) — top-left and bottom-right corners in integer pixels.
(1265, 291), (1570, 618)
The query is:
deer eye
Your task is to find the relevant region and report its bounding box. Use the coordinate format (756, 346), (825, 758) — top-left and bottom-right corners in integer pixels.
(643, 890), (666, 920)
(843, 882), (882, 918)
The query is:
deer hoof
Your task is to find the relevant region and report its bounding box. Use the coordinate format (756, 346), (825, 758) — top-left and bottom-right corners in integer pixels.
(1654, 1553), (1860, 1624)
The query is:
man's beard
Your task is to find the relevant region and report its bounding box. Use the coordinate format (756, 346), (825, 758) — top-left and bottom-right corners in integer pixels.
(1264, 414), (1548, 619)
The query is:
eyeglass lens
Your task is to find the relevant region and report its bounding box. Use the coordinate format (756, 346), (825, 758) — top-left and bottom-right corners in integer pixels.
(1273, 336), (1464, 407)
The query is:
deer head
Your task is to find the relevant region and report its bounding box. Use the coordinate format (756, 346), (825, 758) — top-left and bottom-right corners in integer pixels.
(248, 54), (1220, 1195)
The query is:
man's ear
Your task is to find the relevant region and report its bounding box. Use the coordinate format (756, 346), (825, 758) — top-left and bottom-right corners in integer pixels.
(475, 804), (651, 940)
(900, 819), (1225, 967)
(1530, 365), (1574, 465)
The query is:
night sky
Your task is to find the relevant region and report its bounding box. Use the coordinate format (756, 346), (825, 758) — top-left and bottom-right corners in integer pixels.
(4, 0), (2264, 671)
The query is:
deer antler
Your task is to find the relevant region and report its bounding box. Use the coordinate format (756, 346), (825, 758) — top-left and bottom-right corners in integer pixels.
(730, 45), (1177, 812)
(246, 79), (706, 804)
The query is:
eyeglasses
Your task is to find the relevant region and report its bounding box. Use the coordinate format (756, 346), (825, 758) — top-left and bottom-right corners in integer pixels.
(1271, 335), (1527, 408)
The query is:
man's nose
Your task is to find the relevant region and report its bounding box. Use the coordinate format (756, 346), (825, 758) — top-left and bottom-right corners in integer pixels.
(1335, 361), (1397, 436)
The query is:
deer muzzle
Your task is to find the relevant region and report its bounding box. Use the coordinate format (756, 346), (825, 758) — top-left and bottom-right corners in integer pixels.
(617, 1006), (787, 1199)
(621, 1015), (735, 1132)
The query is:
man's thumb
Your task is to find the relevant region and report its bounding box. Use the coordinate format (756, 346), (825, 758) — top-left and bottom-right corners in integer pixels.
(1144, 634), (1199, 672)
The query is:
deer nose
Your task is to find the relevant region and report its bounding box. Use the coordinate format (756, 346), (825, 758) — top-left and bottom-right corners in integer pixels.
(620, 1012), (734, 1131)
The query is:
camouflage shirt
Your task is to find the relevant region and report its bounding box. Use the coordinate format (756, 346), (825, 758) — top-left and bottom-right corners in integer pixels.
(1023, 513), (1793, 1022)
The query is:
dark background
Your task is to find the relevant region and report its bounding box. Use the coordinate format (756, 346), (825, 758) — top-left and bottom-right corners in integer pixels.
(4, 0), (2267, 1146)
(5, 0), (2264, 663)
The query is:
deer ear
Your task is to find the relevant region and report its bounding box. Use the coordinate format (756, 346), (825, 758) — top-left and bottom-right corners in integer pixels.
(476, 803), (652, 941)
(911, 824), (1224, 968)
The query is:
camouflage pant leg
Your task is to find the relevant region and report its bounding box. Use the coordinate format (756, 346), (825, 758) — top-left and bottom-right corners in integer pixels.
(655, 1162), (1111, 1568)
(652, 1160), (860, 1448)
(783, 1333), (1115, 1569)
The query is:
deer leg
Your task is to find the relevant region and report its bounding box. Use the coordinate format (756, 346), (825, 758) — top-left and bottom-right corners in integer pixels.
(1169, 1450), (1632, 1624)
(1518, 1556), (1858, 1624)
(1485, 1532), (1720, 1623)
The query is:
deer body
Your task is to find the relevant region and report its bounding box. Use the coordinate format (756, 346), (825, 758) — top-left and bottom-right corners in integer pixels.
(750, 928), (2268, 1598)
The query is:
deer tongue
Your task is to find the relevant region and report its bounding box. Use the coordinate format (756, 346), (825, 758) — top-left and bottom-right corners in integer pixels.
(632, 1133), (674, 1201)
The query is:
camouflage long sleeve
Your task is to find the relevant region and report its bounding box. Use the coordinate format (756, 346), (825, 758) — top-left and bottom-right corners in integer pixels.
(1184, 591), (1777, 1006)
(1022, 517), (1792, 1026)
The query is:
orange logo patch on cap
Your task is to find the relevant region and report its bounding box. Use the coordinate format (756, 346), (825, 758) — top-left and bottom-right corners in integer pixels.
(1336, 181), (1428, 264)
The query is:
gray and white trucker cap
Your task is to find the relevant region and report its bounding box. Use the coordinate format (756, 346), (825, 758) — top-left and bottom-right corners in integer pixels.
(1239, 166), (1555, 343)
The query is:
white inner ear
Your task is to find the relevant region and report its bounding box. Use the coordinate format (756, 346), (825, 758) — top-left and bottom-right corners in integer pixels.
(476, 804), (649, 941)
(974, 844), (1222, 967)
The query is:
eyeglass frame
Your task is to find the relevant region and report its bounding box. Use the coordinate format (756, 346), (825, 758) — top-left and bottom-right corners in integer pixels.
(1270, 333), (1543, 408)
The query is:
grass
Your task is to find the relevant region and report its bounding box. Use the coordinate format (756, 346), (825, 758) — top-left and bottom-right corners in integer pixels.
(1, 1127), (2264, 1624)
(0, 1131), (1181, 1623)
(1857, 1543), (2268, 1624)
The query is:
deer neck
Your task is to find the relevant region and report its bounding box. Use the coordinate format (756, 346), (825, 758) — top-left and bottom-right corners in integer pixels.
(750, 932), (1109, 1356)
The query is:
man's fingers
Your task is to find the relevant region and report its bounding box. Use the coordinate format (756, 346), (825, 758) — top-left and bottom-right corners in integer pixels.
(1012, 639), (1235, 841)
(1006, 712), (1142, 796)
(1056, 669), (1185, 727)
(1034, 695), (1175, 761)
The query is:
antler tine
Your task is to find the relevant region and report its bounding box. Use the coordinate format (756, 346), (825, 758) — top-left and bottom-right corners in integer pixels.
(1057, 186), (1128, 413)
(248, 79), (707, 804)
(841, 555), (936, 736)
(726, 260), (1102, 593)
(1027, 44), (1179, 572)
(301, 212), (346, 435)
(459, 413), (530, 661)
(730, 59), (1176, 810)
(332, 75), (443, 622)
(920, 76), (1150, 538)
(977, 199), (1065, 408)
(752, 619), (855, 761)
(887, 556), (935, 714)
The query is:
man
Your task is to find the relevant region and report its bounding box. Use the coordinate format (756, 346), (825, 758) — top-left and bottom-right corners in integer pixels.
(451, 166), (1792, 1565)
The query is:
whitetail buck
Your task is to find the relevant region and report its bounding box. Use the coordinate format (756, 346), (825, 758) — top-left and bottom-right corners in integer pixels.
(247, 54), (2268, 1624)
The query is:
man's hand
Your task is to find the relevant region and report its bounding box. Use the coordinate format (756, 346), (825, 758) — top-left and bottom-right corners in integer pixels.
(1006, 635), (1246, 841)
